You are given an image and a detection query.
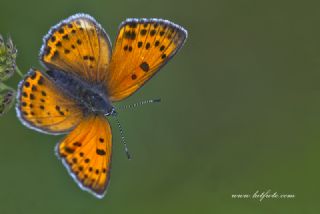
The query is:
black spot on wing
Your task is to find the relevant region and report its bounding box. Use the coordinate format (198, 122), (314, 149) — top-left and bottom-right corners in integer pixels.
(140, 62), (150, 72)
(73, 142), (82, 147)
(96, 149), (106, 156)
(65, 147), (74, 154)
(58, 28), (64, 34)
(140, 29), (147, 36)
(124, 31), (136, 40)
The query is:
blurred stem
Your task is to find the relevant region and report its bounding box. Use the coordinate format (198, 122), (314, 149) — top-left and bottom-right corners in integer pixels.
(0, 81), (14, 91)
(15, 66), (23, 78)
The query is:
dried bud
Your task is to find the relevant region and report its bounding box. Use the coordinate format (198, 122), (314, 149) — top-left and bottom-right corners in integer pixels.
(0, 88), (16, 116)
(0, 34), (17, 81)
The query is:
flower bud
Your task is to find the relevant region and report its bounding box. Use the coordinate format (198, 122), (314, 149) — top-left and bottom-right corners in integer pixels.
(0, 34), (17, 81)
(0, 88), (16, 116)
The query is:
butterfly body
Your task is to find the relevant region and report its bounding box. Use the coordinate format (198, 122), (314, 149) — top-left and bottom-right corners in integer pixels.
(46, 69), (114, 115)
(16, 13), (187, 198)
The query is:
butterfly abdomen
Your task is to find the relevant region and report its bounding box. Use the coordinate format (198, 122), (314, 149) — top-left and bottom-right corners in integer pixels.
(46, 69), (114, 115)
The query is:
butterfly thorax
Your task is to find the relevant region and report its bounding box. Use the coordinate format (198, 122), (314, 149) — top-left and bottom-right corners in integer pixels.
(46, 70), (114, 115)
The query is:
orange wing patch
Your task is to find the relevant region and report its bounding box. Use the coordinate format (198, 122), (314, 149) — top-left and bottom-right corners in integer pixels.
(106, 18), (187, 101)
(40, 14), (112, 82)
(16, 69), (83, 134)
(56, 115), (112, 198)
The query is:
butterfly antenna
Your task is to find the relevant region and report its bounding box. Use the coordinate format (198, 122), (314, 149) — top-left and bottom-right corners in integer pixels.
(113, 113), (131, 160)
(117, 98), (161, 111)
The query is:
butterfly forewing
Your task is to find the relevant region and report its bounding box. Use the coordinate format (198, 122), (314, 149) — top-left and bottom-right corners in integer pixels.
(40, 14), (112, 83)
(16, 69), (83, 134)
(57, 115), (112, 198)
(106, 18), (187, 101)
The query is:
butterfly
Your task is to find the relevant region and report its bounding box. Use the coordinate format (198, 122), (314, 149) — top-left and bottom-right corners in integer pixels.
(16, 13), (187, 198)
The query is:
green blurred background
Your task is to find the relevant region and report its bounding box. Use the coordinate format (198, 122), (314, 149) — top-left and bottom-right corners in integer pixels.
(0, 0), (319, 213)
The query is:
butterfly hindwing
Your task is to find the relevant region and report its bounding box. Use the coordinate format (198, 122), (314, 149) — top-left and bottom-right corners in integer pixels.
(16, 69), (83, 134)
(106, 18), (187, 101)
(56, 115), (112, 198)
(40, 14), (112, 83)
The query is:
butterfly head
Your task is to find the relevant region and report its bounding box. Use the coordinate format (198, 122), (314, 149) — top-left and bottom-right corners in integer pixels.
(83, 91), (114, 116)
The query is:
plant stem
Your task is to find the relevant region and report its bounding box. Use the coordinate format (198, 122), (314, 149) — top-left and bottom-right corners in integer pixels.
(0, 81), (14, 91)
(15, 66), (23, 78)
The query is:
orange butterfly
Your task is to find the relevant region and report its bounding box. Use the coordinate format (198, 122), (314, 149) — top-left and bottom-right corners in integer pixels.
(16, 14), (187, 198)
